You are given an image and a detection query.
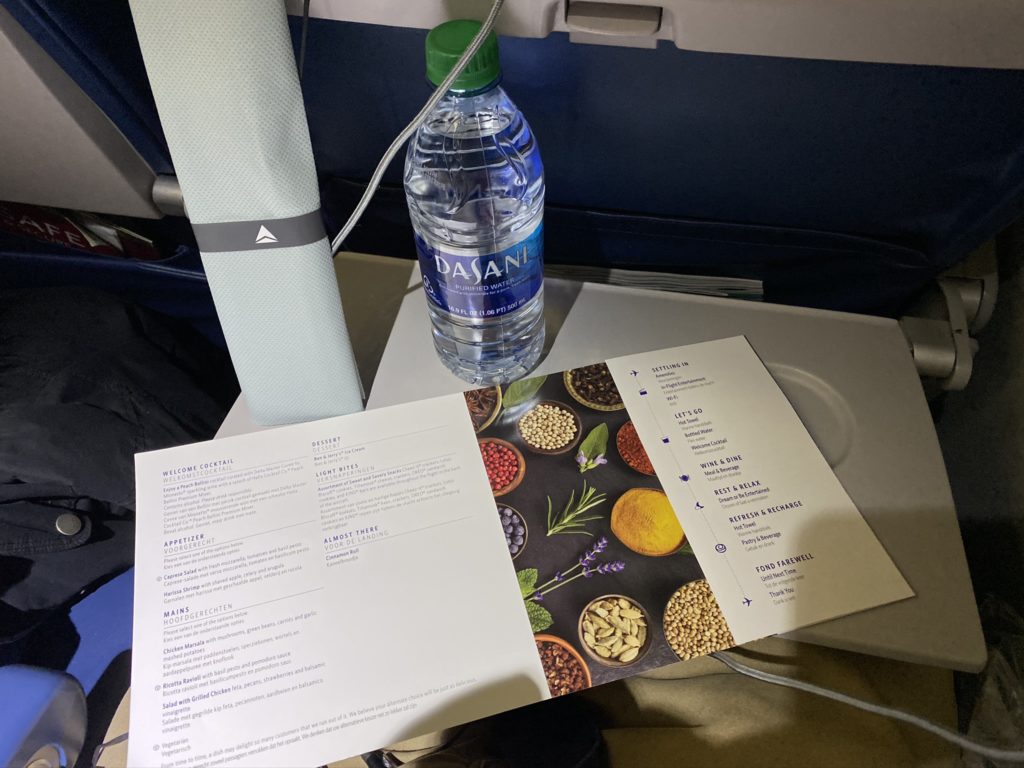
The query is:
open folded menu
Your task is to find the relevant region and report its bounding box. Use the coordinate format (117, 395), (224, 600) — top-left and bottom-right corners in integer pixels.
(129, 336), (913, 767)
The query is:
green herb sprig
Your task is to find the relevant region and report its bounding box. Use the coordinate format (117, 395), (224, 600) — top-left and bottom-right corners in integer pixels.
(575, 423), (609, 474)
(546, 480), (607, 537)
(503, 375), (547, 407)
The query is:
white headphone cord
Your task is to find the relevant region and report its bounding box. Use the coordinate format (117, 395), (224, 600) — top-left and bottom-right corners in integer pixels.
(329, 0), (506, 256)
(712, 651), (1024, 762)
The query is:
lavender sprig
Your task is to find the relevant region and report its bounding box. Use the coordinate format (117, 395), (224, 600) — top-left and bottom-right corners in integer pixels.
(526, 541), (625, 599)
(579, 536), (609, 569)
(585, 561), (626, 577)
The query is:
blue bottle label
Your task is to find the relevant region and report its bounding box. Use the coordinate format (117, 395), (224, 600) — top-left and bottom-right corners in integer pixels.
(416, 222), (544, 320)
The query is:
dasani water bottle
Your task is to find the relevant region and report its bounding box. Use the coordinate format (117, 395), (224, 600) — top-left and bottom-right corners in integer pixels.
(404, 19), (545, 385)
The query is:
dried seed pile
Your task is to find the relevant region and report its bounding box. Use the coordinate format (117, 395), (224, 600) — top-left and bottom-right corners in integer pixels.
(617, 420), (655, 475)
(519, 404), (577, 450)
(537, 639), (589, 696)
(480, 442), (519, 493)
(664, 579), (735, 660)
(464, 387), (498, 431)
(581, 596), (648, 664)
(570, 363), (622, 407)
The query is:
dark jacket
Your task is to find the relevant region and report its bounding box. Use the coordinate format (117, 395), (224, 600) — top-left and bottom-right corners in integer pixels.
(0, 287), (236, 664)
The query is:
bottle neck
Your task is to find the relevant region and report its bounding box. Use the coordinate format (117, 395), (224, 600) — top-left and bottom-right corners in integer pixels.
(445, 76), (503, 99)
(424, 80), (514, 138)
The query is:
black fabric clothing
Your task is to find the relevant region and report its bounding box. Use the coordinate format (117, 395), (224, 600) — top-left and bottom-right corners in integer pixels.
(368, 694), (605, 768)
(0, 287), (237, 656)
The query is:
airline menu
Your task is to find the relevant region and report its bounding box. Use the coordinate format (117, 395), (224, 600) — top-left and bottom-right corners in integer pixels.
(129, 336), (912, 767)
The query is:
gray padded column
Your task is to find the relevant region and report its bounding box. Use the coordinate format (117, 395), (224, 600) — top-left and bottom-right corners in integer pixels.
(130, 0), (363, 424)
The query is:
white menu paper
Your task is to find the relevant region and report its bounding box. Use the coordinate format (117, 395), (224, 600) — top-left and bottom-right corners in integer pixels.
(129, 336), (912, 767)
(604, 337), (914, 643)
(130, 395), (546, 767)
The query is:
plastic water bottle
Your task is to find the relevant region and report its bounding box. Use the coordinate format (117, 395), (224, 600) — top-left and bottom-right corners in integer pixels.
(404, 19), (545, 385)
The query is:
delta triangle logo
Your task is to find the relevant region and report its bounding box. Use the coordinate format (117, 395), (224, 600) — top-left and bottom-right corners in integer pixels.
(255, 225), (278, 244)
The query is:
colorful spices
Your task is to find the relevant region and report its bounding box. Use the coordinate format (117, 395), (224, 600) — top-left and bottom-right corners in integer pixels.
(499, 506), (527, 557)
(664, 579), (735, 660)
(610, 488), (685, 556)
(519, 403), (577, 451)
(617, 421), (655, 475)
(464, 387), (500, 431)
(480, 441), (520, 493)
(568, 363), (622, 408)
(536, 638), (590, 696)
(580, 596), (649, 665)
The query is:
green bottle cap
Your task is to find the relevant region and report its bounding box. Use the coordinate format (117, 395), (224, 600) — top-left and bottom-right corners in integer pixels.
(425, 19), (500, 92)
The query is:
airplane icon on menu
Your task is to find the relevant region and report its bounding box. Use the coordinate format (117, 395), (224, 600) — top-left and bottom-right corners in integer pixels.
(630, 370), (639, 377)
(742, 597), (753, 606)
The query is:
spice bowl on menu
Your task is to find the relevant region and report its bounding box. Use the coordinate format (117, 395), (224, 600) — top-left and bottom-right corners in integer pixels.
(578, 595), (652, 667)
(663, 579), (735, 661)
(464, 386), (502, 433)
(611, 488), (686, 557)
(564, 364), (625, 411)
(535, 634), (592, 696)
(516, 400), (582, 455)
(478, 438), (525, 497)
(497, 504), (528, 560)
(616, 420), (656, 476)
